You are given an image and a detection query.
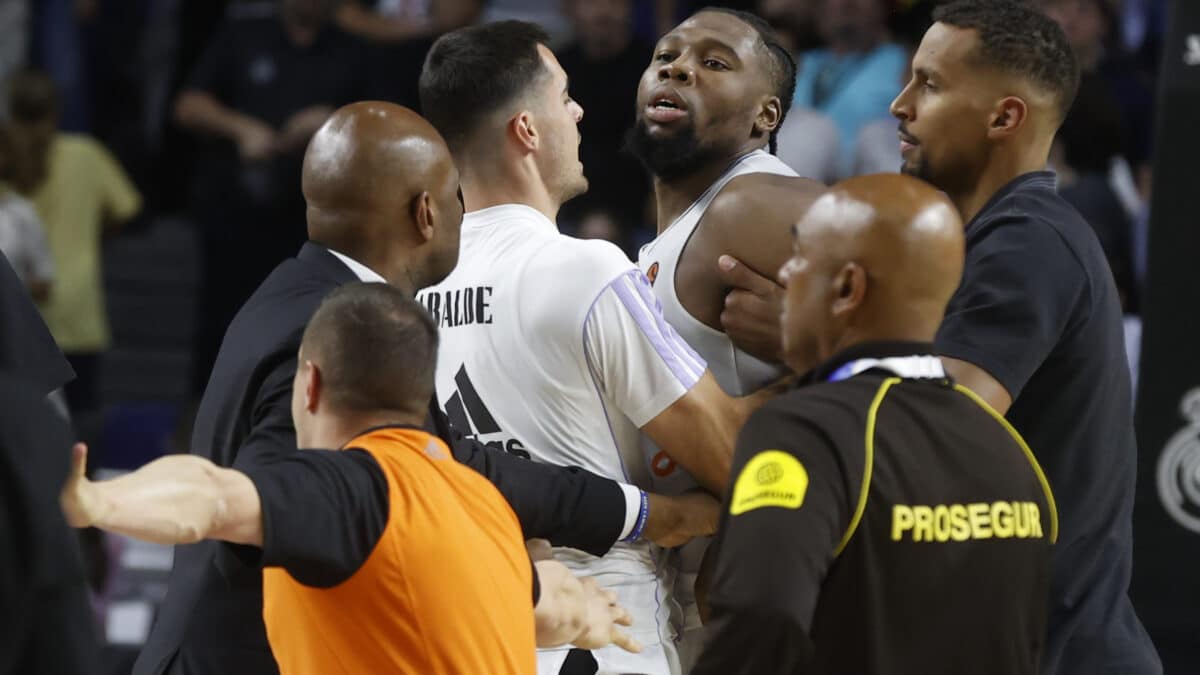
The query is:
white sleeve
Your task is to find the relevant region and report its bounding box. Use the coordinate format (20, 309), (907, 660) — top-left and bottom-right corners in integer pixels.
(583, 268), (707, 428)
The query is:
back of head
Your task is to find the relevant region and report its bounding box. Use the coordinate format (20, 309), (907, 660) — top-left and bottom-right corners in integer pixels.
(933, 0), (1080, 125)
(6, 69), (58, 126)
(301, 282), (438, 416)
(419, 21), (551, 155)
(301, 101), (459, 283)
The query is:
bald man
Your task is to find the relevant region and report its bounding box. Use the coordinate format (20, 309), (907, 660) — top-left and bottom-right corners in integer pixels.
(136, 102), (704, 675)
(694, 174), (1057, 675)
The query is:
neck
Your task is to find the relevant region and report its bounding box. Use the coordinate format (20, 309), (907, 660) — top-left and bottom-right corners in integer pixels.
(651, 148), (758, 232)
(459, 153), (560, 223)
(948, 145), (1050, 225)
(324, 238), (419, 296)
(304, 408), (427, 450)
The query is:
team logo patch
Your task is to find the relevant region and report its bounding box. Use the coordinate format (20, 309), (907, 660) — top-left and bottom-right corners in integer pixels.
(730, 450), (808, 515)
(646, 262), (659, 286)
(650, 450), (677, 477)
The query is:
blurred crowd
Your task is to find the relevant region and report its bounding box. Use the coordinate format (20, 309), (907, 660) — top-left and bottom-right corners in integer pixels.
(0, 0), (1169, 661)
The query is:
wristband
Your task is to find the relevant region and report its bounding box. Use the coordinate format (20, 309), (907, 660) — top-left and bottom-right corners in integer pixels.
(623, 489), (650, 542)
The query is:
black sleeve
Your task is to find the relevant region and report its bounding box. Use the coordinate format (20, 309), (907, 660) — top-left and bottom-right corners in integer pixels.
(242, 448), (389, 588)
(0, 253), (74, 397)
(232, 355), (302, 473)
(695, 403), (853, 672)
(935, 217), (1085, 398)
(427, 401), (626, 556)
(692, 610), (811, 675)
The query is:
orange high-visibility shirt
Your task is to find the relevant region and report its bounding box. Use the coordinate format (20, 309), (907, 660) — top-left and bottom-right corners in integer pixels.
(262, 427), (536, 674)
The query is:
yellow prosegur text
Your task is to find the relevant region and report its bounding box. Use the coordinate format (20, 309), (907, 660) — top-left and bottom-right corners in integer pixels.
(891, 501), (1044, 542)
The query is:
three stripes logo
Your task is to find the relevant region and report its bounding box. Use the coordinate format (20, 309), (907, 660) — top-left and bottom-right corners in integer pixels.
(443, 364), (531, 459)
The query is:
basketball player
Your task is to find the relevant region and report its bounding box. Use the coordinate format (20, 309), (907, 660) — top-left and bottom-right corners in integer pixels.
(417, 21), (775, 675)
(626, 9), (824, 665)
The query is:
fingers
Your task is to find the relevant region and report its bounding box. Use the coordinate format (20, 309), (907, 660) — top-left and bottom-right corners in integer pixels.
(70, 443), (88, 481)
(609, 628), (642, 654)
(716, 255), (781, 296)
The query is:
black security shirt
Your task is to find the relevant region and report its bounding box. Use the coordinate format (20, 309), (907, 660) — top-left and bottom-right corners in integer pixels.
(935, 171), (1159, 674)
(694, 343), (1054, 675)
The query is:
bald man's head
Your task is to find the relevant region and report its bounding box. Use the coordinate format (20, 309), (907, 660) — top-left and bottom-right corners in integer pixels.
(303, 102), (464, 291)
(778, 173), (964, 374)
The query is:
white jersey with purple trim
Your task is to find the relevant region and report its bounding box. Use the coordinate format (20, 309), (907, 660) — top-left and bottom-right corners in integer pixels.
(417, 204), (706, 675)
(636, 149), (797, 670)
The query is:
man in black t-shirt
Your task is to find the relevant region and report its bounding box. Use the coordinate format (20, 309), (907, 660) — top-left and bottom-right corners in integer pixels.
(889, 2), (1160, 673)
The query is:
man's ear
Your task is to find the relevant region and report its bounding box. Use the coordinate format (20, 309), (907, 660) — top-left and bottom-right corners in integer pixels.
(509, 110), (539, 153)
(302, 360), (322, 413)
(755, 96), (783, 136)
(987, 96), (1029, 140)
(412, 191), (436, 243)
(830, 262), (867, 317)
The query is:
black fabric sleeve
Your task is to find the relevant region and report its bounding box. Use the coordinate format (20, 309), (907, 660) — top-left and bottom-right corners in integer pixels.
(935, 216), (1086, 399)
(698, 402), (853, 669)
(242, 448), (389, 588)
(427, 401), (626, 556)
(692, 610), (812, 675)
(531, 559), (540, 606)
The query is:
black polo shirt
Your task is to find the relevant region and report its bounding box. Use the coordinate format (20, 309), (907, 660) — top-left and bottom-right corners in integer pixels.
(935, 171), (1160, 674)
(694, 342), (1055, 675)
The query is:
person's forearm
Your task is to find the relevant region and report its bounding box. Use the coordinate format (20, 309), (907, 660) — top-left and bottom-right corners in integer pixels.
(174, 90), (264, 143)
(86, 456), (258, 546)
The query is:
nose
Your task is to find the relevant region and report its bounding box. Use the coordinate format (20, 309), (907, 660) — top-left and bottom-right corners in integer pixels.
(657, 60), (692, 85)
(570, 100), (584, 123)
(889, 83), (911, 121)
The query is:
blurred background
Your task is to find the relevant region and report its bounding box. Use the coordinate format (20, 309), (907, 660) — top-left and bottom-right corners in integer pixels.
(0, 0), (1182, 672)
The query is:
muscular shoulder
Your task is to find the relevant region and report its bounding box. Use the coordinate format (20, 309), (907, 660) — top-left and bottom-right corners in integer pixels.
(700, 173), (825, 277)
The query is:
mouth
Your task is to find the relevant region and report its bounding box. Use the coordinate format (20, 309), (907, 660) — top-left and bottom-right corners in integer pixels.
(644, 90), (689, 124)
(898, 130), (919, 155)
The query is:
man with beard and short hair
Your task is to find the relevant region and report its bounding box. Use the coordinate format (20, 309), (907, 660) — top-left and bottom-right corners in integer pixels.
(626, 8), (824, 667)
(418, 20), (777, 675)
(720, 1), (1162, 673)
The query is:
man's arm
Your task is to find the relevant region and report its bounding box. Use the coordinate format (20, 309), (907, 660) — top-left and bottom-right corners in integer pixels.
(935, 217), (1084, 416)
(531, 556), (640, 653)
(175, 90), (277, 161)
(430, 400), (720, 554)
(61, 444), (263, 546)
(679, 173), (824, 363)
(693, 406), (853, 675)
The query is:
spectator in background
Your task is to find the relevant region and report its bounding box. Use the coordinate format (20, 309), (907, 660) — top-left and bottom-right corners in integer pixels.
(556, 0), (654, 250)
(793, 0), (906, 172)
(5, 69), (142, 417)
(174, 0), (376, 395)
(0, 126), (53, 302)
(0, 0), (27, 116)
(335, 0), (481, 44)
(763, 1), (843, 183)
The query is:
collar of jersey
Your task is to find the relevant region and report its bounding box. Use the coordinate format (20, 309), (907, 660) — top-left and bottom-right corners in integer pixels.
(464, 203), (558, 234)
(804, 341), (944, 384)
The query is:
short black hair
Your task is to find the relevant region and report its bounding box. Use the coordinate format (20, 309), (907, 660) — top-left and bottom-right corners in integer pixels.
(301, 283), (438, 415)
(6, 69), (59, 124)
(696, 7), (797, 155)
(419, 21), (552, 154)
(933, 0), (1080, 122)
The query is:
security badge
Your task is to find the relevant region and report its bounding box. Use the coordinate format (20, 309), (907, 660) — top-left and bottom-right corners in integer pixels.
(730, 450), (809, 515)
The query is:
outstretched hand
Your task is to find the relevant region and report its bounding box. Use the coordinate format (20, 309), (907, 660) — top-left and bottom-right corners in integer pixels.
(60, 443), (104, 528)
(574, 576), (640, 653)
(717, 255), (785, 365)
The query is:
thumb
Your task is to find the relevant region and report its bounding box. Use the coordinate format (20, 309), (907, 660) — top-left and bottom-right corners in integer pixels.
(69, 443), (88, 483)
(716, 255), (779, 296)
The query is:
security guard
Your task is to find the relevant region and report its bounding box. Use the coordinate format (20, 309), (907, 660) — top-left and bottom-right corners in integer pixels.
(694, 174), (1057, 675)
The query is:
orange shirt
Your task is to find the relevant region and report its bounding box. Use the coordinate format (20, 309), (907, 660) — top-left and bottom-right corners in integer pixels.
(261, 427), (536, 674)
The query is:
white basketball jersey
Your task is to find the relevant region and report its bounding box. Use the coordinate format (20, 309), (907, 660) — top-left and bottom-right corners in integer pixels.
(636, 149), (798, 667)
(418, 204), (708, 675)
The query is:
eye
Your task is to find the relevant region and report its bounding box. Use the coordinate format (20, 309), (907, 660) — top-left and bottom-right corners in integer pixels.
(655, 52), (674, 63)
(703, 58), (730, 70)
(922, 79), (937, 92)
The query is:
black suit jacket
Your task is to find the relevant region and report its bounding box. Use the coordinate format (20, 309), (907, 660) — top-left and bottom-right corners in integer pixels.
(134, 243), (627, 675)
(0, 252), (73, 397)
